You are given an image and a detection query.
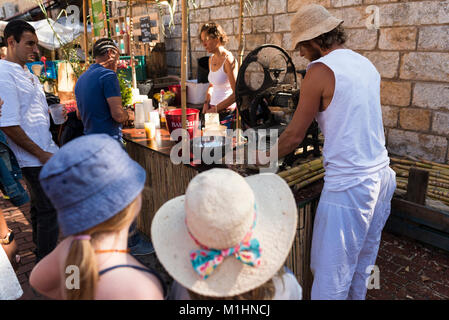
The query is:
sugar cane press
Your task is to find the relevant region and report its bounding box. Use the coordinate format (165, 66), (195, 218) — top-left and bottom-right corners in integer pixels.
(235, 44), (322, 168)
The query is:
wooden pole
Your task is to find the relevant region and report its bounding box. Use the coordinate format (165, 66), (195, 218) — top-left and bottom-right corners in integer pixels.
(128, 0), (137, 89)
(181, 0), (187, 131)
(83, 0), (89, 65)
(236, 0), (245, 137)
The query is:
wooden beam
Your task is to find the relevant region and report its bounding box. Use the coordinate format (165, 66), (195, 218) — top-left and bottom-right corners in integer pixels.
(391, 197), (449, 233)
(406, 167), (429, 205)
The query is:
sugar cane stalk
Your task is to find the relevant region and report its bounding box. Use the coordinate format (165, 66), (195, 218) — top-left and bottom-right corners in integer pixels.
(287, 168), (325, 187)
(283, 163), (323, 183)
(293, 173), (325, 190)
(278, 157), (323, 178)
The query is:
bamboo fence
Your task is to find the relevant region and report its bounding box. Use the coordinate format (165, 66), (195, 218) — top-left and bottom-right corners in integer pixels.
(391, 157), (449, 206)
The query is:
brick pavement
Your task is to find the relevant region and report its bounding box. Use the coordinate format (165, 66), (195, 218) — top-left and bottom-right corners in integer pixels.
(2, 194), (449, 300)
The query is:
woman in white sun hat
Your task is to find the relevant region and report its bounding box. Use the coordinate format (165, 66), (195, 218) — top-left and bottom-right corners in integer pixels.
(151, 168), (302, 300)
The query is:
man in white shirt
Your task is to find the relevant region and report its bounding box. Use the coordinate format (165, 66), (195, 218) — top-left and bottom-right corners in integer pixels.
(0, 20), (60, 262)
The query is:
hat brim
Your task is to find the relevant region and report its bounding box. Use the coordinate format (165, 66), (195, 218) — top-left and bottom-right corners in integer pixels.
(151, 173), (297, 297)
(291, 18), (343, 50)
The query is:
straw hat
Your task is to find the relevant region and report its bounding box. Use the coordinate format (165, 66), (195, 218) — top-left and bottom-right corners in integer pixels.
(151, 168), (297, 297)
(291, 4), (343, 50)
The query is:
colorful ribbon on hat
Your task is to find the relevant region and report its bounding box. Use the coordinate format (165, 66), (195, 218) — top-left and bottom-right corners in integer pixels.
(186, 211), (261, 279)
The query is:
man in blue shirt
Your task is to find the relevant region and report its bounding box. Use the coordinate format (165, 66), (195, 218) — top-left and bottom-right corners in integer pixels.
(75, 38), (153, 256)
(75, 38), (130, 141)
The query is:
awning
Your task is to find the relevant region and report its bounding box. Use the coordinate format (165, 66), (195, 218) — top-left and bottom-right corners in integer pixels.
(0, 18), (88, 50)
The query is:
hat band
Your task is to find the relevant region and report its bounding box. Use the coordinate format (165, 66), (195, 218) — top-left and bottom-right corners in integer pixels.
(186, 210), (262, 279)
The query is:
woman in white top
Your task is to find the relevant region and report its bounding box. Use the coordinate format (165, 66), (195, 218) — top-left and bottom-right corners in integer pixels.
(200, 23), (238, 127)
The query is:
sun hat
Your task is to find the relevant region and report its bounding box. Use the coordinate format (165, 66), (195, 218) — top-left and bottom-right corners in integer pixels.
(39, 134), (146, 236)
(291, 4), (344, 50)
(151, 168), (297, 297)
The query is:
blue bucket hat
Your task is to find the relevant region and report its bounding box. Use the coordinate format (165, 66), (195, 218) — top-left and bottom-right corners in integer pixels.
(39, 134), (146, 236)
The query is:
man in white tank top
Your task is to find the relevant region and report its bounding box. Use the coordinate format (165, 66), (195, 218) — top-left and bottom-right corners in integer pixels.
(269, 5), (397, 299)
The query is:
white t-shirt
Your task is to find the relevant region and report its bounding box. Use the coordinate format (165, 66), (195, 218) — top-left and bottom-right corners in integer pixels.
(169, 272), (302, 300)
(0, 60), (59, 168)
(0, 245), (23, 300)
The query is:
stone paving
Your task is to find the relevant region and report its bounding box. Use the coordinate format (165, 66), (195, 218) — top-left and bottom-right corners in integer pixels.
(2, 194), (449, 300)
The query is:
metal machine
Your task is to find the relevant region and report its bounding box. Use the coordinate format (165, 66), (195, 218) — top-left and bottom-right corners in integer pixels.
(235, 44), (322, 167)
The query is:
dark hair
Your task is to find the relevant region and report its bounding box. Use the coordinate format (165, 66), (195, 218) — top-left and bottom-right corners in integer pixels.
(199, 22), (228, 45)
(93, 38), (118, 58)
(4, 19), (36, 44)
(312, 24), (347, 50)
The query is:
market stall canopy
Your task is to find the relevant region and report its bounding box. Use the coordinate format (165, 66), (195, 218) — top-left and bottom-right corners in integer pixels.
(0, 18), (88, 50)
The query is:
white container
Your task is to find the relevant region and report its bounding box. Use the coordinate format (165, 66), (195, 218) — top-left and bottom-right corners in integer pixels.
(134, 103), (145, 129)
(49, 104), (66, 125)
(143, 99), (153, 122)
(186, 80), (209, 105)
(149, 111), (160, 129)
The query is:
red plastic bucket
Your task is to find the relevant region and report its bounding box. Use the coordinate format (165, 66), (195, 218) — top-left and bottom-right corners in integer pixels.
(165, 108), (200, 139)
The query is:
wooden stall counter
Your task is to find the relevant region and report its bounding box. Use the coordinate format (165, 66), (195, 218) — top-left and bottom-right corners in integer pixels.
(122, 127), (223, 239)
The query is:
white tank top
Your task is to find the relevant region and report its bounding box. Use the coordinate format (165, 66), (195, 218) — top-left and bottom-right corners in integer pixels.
(307, 49), (389, 191)
(208, 54), (236, 111)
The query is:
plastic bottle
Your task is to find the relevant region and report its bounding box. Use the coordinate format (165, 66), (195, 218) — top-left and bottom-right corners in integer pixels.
(159, 89), (167, 128)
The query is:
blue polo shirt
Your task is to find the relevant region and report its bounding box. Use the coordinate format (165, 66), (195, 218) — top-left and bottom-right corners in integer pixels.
(75, 64), (122, 139)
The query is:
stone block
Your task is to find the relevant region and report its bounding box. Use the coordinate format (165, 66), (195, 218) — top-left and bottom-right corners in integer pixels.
(387, 129), (448, 163)
(234, 18), (252, 34)
(245, 34), (266, 51)
(266, 33), (283, 47)
(363, 51), (400, 79)
(331, 0), (363, 7)
(247, 0), (267, 16)
(379, 2), (449, 27)
(274, 13), (293, 32)
(283, 32), (292, 50)
(381, 105), (399, 127)
(400, 53), (449, 82)
(252, 16), (273, 33)
(345, 28), (378, 50)
(210, 4), (239, 19)
(268, 0), (287, 14)
(329, 7), (366, 28)
(399, 108), (431, 131)
(227, 35), (240, 51)
(365, 0), (399, 3)
(418, 26), (449, 51)
(379, 27), (417, 50)
(190, 8), (210, 23)
(380, 81), (411, 107)
(288, 0), (331, 12)
(218, 19), (235, 36)
(413, 83), (449, 111)
(432, 112), (449, 136)
(200, 0), (223, 8)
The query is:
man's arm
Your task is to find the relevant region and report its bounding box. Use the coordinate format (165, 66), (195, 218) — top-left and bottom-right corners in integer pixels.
(106, 96), (129, 124)
(272, 63), (331, 159)
(1, 126), (53, 164)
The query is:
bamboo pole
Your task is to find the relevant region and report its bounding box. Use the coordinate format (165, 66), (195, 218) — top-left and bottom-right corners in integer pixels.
(293, 173), (325, 190)
(278, 157), (323, 178)
(83, 0), (89, 65)
(129, 1), (137, 89)
(288, 168), (325, 187)
(283, 163), (323, 183)
(235, 0), (245, 139)
(181, 0), (187, 131)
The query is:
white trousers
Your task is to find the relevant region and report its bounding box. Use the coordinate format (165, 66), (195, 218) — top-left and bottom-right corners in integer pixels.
(310, 166), (396, 300)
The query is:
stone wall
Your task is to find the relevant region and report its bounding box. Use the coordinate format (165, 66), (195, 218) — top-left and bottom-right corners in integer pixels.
(163, 0), (449, 163)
